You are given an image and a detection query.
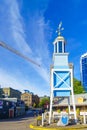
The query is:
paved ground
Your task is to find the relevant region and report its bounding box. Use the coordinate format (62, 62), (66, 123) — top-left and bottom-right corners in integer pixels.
(0, 116), (36, 130)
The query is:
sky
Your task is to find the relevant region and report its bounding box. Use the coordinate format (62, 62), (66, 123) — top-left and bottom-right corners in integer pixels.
(0, 0), (87, 96)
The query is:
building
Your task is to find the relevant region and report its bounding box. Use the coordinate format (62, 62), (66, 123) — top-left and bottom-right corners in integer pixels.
(0, 98), (25, 119)
(21, 91), (39, 108)
(53, 93), (87, 112)
(80, 53), (87, 92)
(2, 87), (21, 99)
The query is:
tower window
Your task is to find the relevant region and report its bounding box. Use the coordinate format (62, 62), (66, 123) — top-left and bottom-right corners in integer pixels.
(55, 43), (57, 53)
(59, 41), (62, 53)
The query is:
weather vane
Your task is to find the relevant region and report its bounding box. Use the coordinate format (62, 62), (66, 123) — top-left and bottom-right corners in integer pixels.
(56, 21), (64, 36)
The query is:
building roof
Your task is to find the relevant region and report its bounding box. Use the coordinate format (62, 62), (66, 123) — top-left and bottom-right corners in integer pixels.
(53, 93), (87, 107)
(21, 92), (32, 96)
(2, 87), (21, 93)
(53, 36), (65, 44)
(0, 98), (18, 102)
(81, 52), (87, 59)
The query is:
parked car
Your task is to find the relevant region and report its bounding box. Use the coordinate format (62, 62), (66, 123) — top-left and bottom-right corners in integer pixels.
(32, 109), (39, 116)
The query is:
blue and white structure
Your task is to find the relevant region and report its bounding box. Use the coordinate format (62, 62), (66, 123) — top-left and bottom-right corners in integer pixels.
(80, 53), (87, 92)
(49, 22), (77, 123)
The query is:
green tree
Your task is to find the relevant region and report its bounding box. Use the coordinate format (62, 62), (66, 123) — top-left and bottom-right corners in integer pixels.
(33, 103), (36, 108)
(73, 78), (85, 94)
(39, 97), (50, 108)
(0, 88), (3, 98)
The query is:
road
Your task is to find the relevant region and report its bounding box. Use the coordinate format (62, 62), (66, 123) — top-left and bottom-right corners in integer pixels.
(0, 113), (36, 130)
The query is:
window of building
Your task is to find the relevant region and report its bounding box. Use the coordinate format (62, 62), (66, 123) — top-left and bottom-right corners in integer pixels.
(24, 99), (28, 102)
(59, 41), (62, 53)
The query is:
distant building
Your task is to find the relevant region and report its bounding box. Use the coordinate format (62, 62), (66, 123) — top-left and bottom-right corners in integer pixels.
(80, 53), (87, 91)
(2, 87), (21, 99)
(21, 91), (39, 108)
(0, 98), (25, 119)
(0, 88), (3, 98)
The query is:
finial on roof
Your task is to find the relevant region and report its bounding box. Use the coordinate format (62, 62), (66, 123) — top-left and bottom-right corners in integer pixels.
(56, 21), (64, 36)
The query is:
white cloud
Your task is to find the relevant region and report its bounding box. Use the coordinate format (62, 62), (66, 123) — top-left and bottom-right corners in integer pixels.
(0, 68), (48, 96)
(27, 14), (52, 82)
(0, 0), (51, 96)
(8, 0), (32, 54)
(7, 0), (51, 84)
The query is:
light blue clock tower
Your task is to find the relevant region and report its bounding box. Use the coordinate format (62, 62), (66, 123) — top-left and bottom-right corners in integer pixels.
(49, 22), (77, 123)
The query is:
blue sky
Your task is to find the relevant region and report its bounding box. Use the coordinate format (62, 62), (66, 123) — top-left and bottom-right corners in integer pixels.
(0, 0), (87, 96)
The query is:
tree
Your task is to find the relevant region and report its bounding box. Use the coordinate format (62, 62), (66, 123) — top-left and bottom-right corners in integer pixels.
(0, 88), (3, 98)
(33, 103), (36, 108)
(39, 97), (50, 109)
(73, 78), (85, 94)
